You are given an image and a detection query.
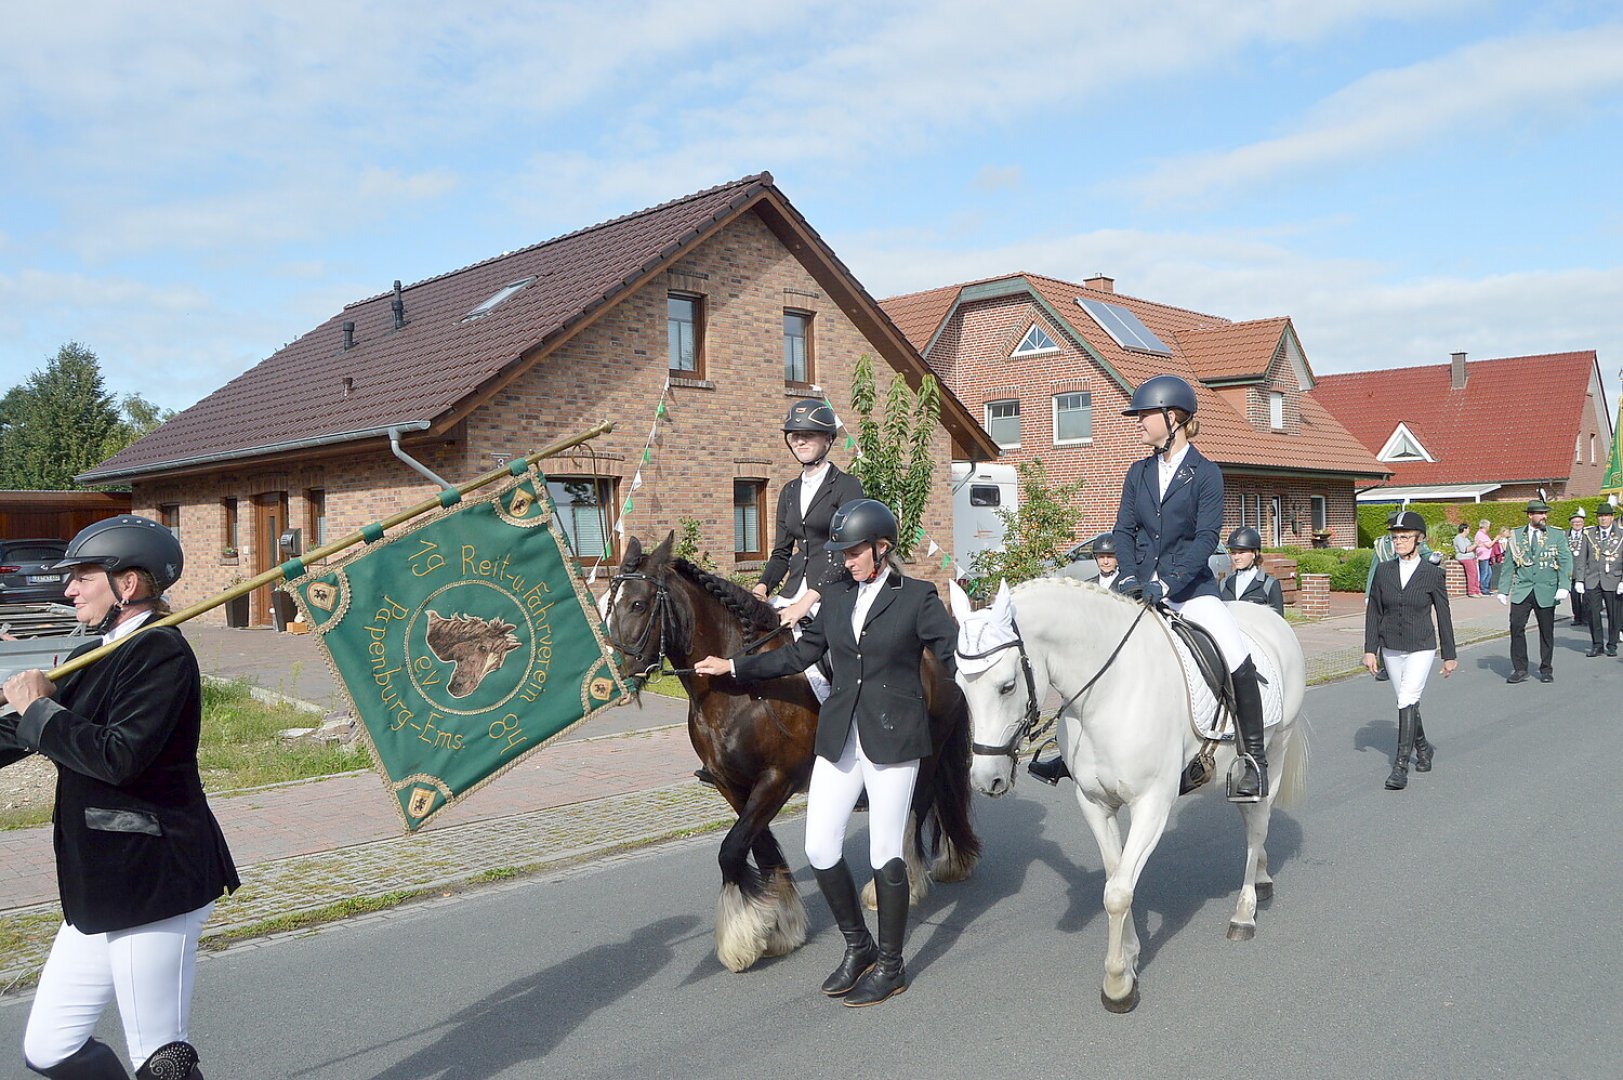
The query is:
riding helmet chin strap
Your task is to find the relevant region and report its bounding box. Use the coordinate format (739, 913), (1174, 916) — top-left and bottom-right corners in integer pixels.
(91, 569), (157, 636)
(784, 432), (831, 468)
(1156, 408), (1182, 457)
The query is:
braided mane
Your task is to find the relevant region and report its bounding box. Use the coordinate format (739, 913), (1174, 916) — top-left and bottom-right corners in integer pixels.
(672, 558), (781, 635)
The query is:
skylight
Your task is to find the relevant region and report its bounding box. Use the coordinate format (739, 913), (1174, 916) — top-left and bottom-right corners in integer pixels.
(1011, 323), (1059, 357)
(1075, 297), (1171, 356)
(462, 277), (536, 322)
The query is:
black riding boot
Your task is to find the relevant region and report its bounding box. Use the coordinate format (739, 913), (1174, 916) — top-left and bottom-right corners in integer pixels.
(812, 860), (877, 997)
(845, 857), (908, 1007)
(1385, 706), (1415, 790)
(134, 1041), (201, 1079)
(1411, 707), (1434, 773)
(1226, 657), (1268, 803)
(27, 1038), (130, 1079)
(1027, 753), (1071, 785)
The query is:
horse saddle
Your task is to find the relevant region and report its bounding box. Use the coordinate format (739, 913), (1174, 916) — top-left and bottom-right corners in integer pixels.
(1161, 611), (1279, 795)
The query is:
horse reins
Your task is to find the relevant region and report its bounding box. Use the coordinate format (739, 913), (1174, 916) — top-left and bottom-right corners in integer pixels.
(960, 602), (1153, 763)
(606, 570), (789, 680)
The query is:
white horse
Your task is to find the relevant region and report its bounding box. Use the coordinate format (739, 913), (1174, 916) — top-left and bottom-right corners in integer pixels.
(949, 577), (1308, 1013)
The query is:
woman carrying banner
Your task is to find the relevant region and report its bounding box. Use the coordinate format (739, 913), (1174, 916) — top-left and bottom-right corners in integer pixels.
(695, 499), (955, 1007)
(1362, 510), (1457, 791)
(0, 516), (238, 1079)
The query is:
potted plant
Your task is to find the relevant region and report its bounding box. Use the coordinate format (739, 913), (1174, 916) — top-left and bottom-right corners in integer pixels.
(221, 546), (239, 562)
(1311, 527), (1334, 549)
(224, 578), (251, 628)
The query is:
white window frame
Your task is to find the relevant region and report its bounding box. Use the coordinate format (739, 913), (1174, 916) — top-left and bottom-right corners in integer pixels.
(1011, 323), (1059, 358)
(1311, 495), (1327, 533)
(1269, 391), (1285, 430)
(1052, 391), (1092, 446)
(985, 399), (1021, 449)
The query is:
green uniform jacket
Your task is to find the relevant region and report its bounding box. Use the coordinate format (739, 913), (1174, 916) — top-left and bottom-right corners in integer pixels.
(1499, 525), (1573, 607)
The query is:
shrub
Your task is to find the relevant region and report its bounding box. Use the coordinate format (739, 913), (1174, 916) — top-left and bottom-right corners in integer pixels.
(1330, 550), (1373, 591)
(1292, 551), (1341, 577)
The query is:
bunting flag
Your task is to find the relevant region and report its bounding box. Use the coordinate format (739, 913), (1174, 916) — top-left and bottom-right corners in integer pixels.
(285, 464), (630, 831)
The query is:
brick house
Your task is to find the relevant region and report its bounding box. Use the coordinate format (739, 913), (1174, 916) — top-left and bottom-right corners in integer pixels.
(881, 272), (1386, 549)
(1310, 351), (1615, 504)
(80, 174), (998, 625)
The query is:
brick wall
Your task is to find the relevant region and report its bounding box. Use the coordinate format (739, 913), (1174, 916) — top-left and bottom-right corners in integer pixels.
(136, 211), (957, 624)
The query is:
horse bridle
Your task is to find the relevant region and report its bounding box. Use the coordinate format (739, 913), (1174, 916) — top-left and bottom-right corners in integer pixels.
(960, 603), (1153, 764)
(606, 569), (788, 682)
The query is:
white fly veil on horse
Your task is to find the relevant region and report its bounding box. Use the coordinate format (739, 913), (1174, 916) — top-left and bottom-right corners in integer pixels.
(949, 579), (1018, 675)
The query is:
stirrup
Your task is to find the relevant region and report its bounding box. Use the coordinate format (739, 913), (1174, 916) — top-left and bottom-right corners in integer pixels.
(1025, 739), (1068, 786)
(1226, 753), (1266, 803)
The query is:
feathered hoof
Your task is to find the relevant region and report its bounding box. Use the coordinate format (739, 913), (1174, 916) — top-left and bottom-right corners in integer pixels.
(715, 883), (777, 972)
(1227, 919), (1257, 941)
(929, 837), (977, 884)
(1101, 981), (1141, 1014)
(761, 872), (808, 958)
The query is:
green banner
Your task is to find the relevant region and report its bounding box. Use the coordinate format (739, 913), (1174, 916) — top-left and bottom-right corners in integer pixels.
(284, 465), (629, 831)
(1603, 397), (1623, 496)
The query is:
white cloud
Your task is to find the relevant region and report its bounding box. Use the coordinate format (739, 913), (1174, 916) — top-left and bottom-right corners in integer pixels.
(1131, 24), (1623, 203)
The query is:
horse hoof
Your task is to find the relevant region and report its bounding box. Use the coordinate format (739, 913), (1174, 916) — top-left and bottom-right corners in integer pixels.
(1254, 881), (1273, 902)
(1227, 920), (1256, 941)
(1101, 983), (1140, 1013)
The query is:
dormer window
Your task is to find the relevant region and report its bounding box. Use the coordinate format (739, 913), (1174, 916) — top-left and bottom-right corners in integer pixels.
(462, 277), (536, 322)
(1011, 323), (1059, 357)
(1376, 422), (1434, 463)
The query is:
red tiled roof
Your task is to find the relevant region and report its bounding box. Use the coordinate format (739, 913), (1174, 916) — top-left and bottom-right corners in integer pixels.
(1309, 352), (1600, 486)
(83, 176), (998, 482)
(883, 272), (1386, 478)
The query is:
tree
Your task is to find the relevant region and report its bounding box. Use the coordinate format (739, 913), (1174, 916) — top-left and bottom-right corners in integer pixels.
(101, 392), (175, 461)
(0, 343), (125, 489)
(966, 459), (1086, 594)
(845, 353), (940, 560)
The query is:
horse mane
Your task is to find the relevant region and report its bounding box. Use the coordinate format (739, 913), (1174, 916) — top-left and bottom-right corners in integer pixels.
(1011, 574), (1143, 611)
(671, 558), (782, 636)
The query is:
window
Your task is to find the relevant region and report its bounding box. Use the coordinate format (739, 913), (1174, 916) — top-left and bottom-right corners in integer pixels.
(1053, 392), (1092, 444)
(985, 400), (1020, 448)
(1590, 434), (1597, 465)
(969, 485), (1001, 508)
(159, 504), (180, 537)
(548, 477), (616, 560)
(784, 311), (813, 385)
(1269, 391), (1285, 430)
(1012, 323), (1059, 357)
(1576, 435), (1583, 465)
(1075, 298), (1171, 355)
(1311, 495), (1327, 533)
(221, 498), (239, 554)
(668, 293), (704, 375)
(734, 480), (766, 558)
(461, 277), (535, 322)
(305, 489), (327, 548)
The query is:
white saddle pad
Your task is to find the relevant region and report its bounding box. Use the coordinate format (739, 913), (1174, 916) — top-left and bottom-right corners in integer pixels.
(1168, 625), (1284, 740)
(772, 597), (832, 705)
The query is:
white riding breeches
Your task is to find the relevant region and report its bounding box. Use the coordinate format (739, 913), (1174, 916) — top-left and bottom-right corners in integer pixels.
(1381, 648), (1434, 709)
(23, 902), (214, 1070)
(803, 725), (919, 872)
(1167, 592), (1253, 670)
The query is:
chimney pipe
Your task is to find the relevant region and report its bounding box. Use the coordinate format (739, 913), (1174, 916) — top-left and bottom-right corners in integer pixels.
(392, 280), (407, 330)
(1084, 274), (1114, 294)
(342, 321), (355, 350)
(1450, 350), (1467, 390)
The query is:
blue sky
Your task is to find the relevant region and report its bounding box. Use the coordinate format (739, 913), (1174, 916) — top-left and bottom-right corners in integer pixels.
(3, 1), (1620, 420)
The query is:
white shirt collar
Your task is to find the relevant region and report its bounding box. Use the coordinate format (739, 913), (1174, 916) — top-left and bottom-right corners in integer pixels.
(1157, 444), (1190, 474)
(104, 608), (154, 645)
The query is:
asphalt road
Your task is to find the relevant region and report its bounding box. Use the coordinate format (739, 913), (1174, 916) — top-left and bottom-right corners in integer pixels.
(3, 628), (1619, 1079)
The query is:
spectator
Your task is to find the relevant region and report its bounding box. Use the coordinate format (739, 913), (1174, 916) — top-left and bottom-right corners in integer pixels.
(1453, 523), (1481, 596)
(1474, 519), (1495, 593)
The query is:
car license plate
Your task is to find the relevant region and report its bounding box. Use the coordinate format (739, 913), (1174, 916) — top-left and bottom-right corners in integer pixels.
(27, 574), (62, 584)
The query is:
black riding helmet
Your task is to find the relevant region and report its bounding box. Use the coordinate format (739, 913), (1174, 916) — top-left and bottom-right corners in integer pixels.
(1227, 526), (1263, 551)
(52, 515), (184, 633)
(1090, 532), (1118, 555)
(782, 398), (838, 465)
(825, 499), (898, 552)
(1122, 374), (1198, 456)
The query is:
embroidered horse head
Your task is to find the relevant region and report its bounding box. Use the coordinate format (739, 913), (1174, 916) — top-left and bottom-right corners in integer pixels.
(425, 610), (523, 697)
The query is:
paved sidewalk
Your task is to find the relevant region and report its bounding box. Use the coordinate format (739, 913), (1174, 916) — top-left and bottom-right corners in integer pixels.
(0, 592), (1519, 992)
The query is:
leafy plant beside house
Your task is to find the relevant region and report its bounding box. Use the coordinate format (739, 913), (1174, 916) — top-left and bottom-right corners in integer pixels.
(966, 460), (1085, 594)
(845, 353), (940, 560)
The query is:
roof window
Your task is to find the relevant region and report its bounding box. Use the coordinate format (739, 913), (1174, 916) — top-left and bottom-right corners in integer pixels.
(462, 277), (536, 322)
(1075, 297), (1171, 356)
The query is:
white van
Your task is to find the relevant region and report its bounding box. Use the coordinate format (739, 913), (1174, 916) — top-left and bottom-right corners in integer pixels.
(951, 462), (1019, 571)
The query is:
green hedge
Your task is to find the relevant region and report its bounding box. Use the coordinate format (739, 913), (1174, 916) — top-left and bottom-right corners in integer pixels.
(1356, 497), (1603, 548)
(1276, 546), (1374, 592)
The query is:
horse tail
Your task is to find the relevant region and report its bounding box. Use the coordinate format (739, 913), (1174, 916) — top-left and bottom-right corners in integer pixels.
(922, 696), (982, 882)
(1274, 713), (1310, 809)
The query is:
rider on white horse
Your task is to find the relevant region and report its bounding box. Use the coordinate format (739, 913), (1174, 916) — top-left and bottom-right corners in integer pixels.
(1029, 374), (1269, 802)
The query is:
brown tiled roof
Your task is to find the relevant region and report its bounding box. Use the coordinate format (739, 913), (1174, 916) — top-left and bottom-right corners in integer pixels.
(883, 272), (1387, 478)
(1309, 352), (1600, 486)
(82, 177), (997, 482)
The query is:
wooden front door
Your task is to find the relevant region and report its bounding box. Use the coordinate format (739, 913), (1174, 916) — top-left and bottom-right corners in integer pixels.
(252, 492), (289, 625)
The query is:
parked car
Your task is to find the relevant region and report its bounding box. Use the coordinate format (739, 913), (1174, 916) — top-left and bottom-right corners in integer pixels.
(1052, 537), (1231, 585)
(0, 539), (71, 605)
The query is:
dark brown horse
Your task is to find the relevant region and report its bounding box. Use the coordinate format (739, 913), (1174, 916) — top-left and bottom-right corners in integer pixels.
(606, 532), (980, 972)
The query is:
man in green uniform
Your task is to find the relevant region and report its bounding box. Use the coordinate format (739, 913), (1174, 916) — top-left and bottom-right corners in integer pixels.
(1497, 499), (1573, 683)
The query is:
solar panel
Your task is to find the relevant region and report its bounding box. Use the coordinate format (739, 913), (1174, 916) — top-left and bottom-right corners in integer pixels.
(1075, 297), (1171, 355)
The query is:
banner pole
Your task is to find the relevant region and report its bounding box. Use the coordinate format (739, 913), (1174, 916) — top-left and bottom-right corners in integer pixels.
(8, 420), (616, 697)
